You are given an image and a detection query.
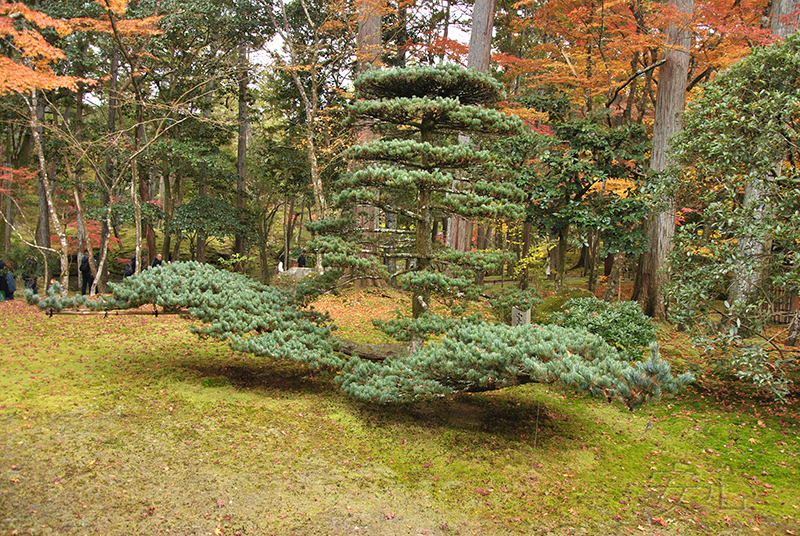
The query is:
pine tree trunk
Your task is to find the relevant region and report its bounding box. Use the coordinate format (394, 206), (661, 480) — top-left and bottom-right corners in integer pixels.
(413, 187), (432, 318)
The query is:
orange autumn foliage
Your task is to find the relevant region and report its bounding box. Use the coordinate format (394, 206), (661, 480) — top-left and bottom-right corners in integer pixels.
(498, 0), (775, 121)
(70, 15), (163, 36)
(0, 0), (160, 96)
(0, 2), (92, 94)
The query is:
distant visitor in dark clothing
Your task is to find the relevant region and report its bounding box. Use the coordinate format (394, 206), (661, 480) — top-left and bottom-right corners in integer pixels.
(0, 260), (9, 300)
(80, 251), (94, 295)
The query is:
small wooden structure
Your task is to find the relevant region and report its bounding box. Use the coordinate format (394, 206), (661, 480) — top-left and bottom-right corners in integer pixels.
(771, 290), (799, 324)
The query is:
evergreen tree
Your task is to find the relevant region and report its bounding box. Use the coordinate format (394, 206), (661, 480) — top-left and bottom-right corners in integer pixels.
(330, 63), (527, 317)
(26, 261), (693, 409)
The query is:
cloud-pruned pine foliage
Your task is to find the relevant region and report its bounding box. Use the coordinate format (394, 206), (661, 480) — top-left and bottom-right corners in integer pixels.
(26, 262), (692, 408)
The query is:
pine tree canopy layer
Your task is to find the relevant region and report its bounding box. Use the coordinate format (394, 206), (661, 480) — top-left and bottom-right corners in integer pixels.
(26, 262), (693, 410)
(348, 98), (524, 134)
(354, 63), (506, 105)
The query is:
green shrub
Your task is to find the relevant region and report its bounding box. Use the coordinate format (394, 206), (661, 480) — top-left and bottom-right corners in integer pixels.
(531, 288), (594, 324)
(551, 297), (656, 360)
(488, 286), (542, 324)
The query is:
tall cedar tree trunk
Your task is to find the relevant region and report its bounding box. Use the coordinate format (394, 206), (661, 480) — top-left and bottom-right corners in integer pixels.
(728, 1), (793, 305)
(234, 40), (248, 268)
(767, 0), (800, 343)
(637, 0), (693, 318)
(446, 0), (495, 253)
(353, 0), (383, 286)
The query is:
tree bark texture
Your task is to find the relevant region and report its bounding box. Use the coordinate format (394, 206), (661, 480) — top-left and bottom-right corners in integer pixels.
(638, 0), (693, 319)
(356, 0), (383, 72)
(234, 40), (249, 264)
(446, 0), (495, 252)
(28, 93), (70, 292)
(731, 0), (794, 309)
(603, 251), (626, 302)
(770, 0), (799, 37)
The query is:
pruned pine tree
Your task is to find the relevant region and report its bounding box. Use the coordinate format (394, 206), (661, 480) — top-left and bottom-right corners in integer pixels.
(26, 261), (694, 408)
(334, 63), (527, 318)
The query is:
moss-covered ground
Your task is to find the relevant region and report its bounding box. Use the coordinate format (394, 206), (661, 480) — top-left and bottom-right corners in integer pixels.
(0, 292), (797, 535)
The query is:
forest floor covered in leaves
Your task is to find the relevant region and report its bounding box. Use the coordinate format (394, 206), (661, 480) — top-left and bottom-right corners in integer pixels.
(0, 291), (798, 535)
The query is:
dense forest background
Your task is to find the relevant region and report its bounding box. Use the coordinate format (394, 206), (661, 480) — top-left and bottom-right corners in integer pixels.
(1, 0), (799, 336)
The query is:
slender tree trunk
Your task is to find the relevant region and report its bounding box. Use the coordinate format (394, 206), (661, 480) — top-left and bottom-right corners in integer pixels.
(638, 0), (693, 318)
(2, 173), (13, 253)
(162, 169), (173, 260)
(34, 100), (50, 253)
(284, 196), (294, 268)
(603, 251), (626, 302)
(132, 110), (144, 275)
(194, 78), (215, 263)
(519, 221), (531, 289)
(28, 94), (70, 292)
(556, 226), (568, 292)
(135, 108), (156, 262)
(587, 229), (600, 293)
(98, 50), (118, 291)
(66, 158), (98, 294)
(234, 40), (248, 267)
(385, 211), (397, 276)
